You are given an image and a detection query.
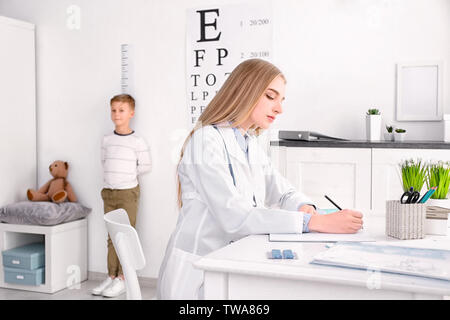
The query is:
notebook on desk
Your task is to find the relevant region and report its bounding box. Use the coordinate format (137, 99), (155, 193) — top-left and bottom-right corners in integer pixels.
(269, 230), (376, 242)
(310, 242), (450, 281)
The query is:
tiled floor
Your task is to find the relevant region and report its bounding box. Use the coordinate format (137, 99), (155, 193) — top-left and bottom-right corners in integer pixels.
(0, 279), (157, 300)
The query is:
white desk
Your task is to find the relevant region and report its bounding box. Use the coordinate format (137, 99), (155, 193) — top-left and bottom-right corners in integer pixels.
(194, 216), (450, 300)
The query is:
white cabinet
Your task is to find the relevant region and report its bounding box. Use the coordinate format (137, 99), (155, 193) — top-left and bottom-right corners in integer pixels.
(271, 145), (450, 214)
(0, 219), (88, 293)
(371, 148), (450, 211)
(0, 16), (36, 206)
(271, 147), (372, 211)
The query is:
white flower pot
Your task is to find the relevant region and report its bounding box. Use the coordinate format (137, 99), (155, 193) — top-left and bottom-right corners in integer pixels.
(383, 133), (394, 141)
(366, 114), (381, 141)
(394, 132), (406, 142)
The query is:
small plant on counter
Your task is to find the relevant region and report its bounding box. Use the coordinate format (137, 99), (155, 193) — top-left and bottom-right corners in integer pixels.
(367, 108), (380, 115)
(426, 161), (450, 199)
(400, 159), (426, 193)
(384, 125), (394, 141)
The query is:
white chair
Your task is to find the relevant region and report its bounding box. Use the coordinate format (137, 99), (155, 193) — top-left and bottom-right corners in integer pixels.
(104, 209), (146, 300)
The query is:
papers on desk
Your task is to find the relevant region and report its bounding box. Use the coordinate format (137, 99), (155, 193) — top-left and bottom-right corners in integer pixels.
(311, 242), (450, 281)
(269, 230), (376, 242)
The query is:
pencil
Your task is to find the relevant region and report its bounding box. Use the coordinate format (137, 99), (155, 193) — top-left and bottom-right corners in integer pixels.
(324, 195), (364, 230)
(324, 195), (342, 210)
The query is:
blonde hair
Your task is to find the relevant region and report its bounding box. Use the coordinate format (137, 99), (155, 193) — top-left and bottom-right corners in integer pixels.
(110, 94), (135, 110)
(177, 58), (285, 208)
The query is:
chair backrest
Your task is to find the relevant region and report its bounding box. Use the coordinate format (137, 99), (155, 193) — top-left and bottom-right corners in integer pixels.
(104, 209), (146, 270)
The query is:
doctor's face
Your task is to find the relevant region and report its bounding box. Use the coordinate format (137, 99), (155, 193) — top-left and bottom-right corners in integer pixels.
(248, 75), (285, 130)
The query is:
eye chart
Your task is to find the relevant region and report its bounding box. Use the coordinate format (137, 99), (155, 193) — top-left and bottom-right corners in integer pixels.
(186, 1), (273, 126)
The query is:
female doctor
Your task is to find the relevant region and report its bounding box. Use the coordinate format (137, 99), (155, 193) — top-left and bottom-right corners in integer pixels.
(157, 59), (363, 299)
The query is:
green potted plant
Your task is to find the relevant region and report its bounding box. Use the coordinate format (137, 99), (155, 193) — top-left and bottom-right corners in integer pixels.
(366, 108), (381, 141)
(384, 125), (394, 141)
(399, 159), (427, 194)
(425, 161), (450, 211)
(394, 128), (406, 142)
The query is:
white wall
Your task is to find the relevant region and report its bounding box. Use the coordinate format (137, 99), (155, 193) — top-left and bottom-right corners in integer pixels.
(0, 0), (191, 279)
(0, 16), (36, 206)
(272, 0), (450, 140)
(1, 0), (449, 279)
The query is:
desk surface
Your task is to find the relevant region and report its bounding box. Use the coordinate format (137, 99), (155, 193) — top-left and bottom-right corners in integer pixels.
(195, 216), (450, 297)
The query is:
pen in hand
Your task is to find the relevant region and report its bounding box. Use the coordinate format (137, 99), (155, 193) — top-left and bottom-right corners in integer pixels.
(324, 195), (363, 230)
(324, 195), (342, 210)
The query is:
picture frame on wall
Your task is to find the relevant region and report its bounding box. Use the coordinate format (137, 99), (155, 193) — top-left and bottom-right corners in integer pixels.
(396, 61), (443, 121)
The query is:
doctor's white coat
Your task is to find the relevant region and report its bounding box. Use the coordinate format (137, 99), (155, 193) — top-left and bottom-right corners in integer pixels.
(157, 124), (314, 299)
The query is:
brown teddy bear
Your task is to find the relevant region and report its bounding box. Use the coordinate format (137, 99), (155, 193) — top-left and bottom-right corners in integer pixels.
(27, 160), (77, 203)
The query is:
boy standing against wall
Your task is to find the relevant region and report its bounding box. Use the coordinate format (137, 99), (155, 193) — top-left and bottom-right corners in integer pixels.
(92, 94), (152, 297)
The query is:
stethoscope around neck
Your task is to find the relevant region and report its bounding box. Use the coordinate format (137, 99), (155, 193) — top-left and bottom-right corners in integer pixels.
(213, 125), (257, 207)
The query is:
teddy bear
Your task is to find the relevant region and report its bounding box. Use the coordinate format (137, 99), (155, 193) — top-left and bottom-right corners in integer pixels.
(27, 160), (77, 203)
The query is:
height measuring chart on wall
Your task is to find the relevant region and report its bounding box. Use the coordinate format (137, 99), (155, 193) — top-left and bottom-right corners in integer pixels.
(186, 2), (273, 126)
(121, 43), (135, 97)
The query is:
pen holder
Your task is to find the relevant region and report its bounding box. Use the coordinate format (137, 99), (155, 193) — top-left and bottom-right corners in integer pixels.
(385, 200), (426, 240)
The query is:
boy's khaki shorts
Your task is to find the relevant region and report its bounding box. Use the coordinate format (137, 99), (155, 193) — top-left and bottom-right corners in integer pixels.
(101, 185), (140, 277)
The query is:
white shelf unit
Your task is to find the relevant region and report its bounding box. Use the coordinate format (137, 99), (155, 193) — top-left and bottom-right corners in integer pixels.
(0, 16), (89, 294)
(0, 219), (88, 293)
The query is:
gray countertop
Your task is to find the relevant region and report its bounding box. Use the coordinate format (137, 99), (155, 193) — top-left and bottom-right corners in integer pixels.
(270, 139), (450, 149)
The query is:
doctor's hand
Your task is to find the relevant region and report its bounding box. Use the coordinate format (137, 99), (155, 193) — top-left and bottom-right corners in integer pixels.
(298, 204), (319, 215)
(307, 209), (363, 234)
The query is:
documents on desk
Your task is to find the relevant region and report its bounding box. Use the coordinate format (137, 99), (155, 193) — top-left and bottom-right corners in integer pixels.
(269, 230), (376, 242)
(310, 242), (450, 281)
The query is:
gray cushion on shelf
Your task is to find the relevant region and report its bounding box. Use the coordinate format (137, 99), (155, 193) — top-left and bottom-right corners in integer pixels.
(0, 201), (91, 226)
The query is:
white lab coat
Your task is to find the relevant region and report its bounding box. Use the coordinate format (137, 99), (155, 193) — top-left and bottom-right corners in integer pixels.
(157, 124), (314, 299)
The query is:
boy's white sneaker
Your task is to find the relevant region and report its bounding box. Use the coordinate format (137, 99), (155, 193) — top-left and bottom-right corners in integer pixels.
(102, 278), (126, 298)
(91, 277), (113, 296)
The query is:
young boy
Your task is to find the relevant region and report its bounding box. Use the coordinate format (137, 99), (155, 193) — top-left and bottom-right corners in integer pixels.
(92, 94), (151, 297)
